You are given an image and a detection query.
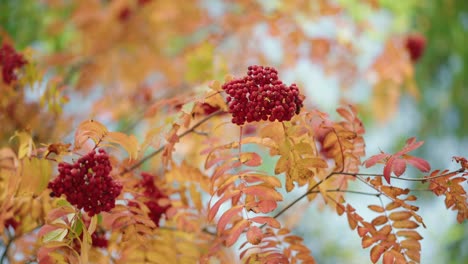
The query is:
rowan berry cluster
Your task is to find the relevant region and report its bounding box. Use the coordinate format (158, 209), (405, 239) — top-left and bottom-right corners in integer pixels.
(48, 149), (122, 217)
(136, 172), (171, 227)
(405, 33), (426, 63)
(91, 232), (109, 248)
(0, 43), (27, 84)
(222, 65), (304, 125)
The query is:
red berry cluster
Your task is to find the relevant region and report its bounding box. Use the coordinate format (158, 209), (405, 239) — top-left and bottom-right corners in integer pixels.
(91, 232), (109, 248)
(136, 172), (171, 227)
(222, 65), (304, 125)
(0, 43), (27, 84)
(48, 149), (122, 216)
(405, 33), (426, 63)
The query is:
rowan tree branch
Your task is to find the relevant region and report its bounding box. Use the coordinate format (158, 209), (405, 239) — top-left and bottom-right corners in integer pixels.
(271, 168), (465, 221)
(338, 168), (465, 182)
(0, 229), (15, 263)
(121, 110), (224, 174)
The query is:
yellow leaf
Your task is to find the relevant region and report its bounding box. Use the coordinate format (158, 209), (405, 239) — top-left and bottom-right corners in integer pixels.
(10, 131), (35, 159)
(88, 215), (98, 235)
(20, 157), (51, 196)
(105, 131), (139, 160)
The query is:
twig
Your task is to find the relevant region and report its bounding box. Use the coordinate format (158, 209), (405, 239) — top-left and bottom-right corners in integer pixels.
(0, 229), (15, 263)
(338, 169), (464, 182)
(270, 168), (464, 222)
(308, 189), (380, 197)
(121, 110), (224, 174)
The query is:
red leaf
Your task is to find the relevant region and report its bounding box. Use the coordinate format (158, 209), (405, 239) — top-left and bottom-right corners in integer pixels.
(400, 137), (424, 154)
(405, 156), (431, 172)
(364, 153), (389, 168)
(383, 157), (394, 184)
(392, 158), (407, 177)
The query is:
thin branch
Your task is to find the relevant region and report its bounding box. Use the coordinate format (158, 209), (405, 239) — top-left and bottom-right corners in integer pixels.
(0, 229), (15, 263)
(272, 172), (338, 220)
(270, 167), (464, 222)
(121, 110), (224, 174)
(338, 168), (465, 182)
(307, 189), (380, 197)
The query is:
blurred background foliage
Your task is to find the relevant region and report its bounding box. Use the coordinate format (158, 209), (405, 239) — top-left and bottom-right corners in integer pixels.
(1, 0), (466, 263)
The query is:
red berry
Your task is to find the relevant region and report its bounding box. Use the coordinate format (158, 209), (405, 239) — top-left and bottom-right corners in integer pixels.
(405, 33), (426, 63)
(47, 150), (121, 216)
(222, 65), (304, 125)
(132, 172), (171, 227)
(0, 43), (27, 84)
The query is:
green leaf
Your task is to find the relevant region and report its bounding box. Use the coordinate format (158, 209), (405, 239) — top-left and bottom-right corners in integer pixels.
(57, 198), (71, 207)
(43, 228), (68, 243)
(72, 219), (83, 238)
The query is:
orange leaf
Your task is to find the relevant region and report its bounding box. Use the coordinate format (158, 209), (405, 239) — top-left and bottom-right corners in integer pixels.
(74, 120), (108, 149)
(336, 203), (345, 216)
(217, 205), (244, 234)
(382, 252), (395, 264)
(284, 235), (304, 243)
(336, 107), (354, 122)
(393, 220), (419, 229)
(370, 244), (385, 263)
(368, 205), (385, 213)
(357, 226), (369, 237)
(225, 219), (250, 247)
(347, 212), (358, 230)
(396, 230), (423, 240)
(388, 211), (412, 221)
(241, 185), (283, 201)
(299, 157), (328, 169)
(389, 249), (406, 262)
(362, 235), (375, 248)
(250, 216), (281, 229)
(208, 190), (241, 221)
(46, 206), (75, 222)
(243, 174), (282, 188)
(240, 152), (263, 167)
(255, 200), (278, 213)
(246, 226), (263, 245)
(406, 249), (421, 262)
(401, 239), (420, 251)
(378, 225), (392, 236)
(371, 216), (388, 226)
(104, 131), (139, 160)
